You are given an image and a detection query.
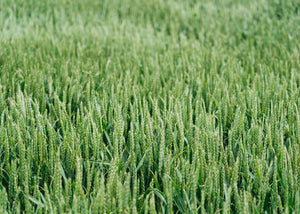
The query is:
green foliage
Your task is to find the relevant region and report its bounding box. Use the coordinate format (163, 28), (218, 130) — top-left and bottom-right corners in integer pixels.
(0, 0), (299, 213)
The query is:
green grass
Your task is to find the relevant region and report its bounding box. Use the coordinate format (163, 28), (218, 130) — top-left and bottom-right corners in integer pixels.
(0, 0), (300, 213)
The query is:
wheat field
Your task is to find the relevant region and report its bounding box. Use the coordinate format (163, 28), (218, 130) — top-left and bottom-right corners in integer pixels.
(0, 0), (299, 213)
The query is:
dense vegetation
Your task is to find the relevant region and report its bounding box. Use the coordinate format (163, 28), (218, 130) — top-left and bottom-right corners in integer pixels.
(0, 0), (299, 213)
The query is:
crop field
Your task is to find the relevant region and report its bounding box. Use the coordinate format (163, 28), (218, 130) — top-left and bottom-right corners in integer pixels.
(0, 0), (300, 213)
